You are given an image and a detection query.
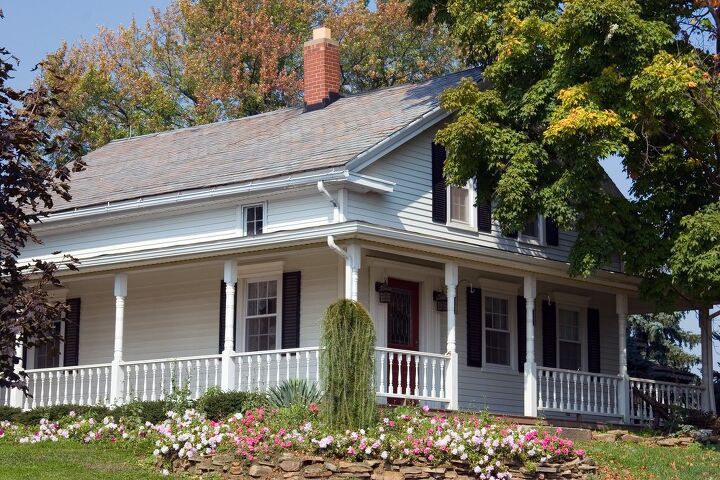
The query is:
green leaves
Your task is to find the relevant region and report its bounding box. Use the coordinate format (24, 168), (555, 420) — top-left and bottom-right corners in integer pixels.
(429, 0), (720, 308)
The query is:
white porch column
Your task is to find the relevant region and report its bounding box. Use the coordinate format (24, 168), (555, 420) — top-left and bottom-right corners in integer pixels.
(700, 308), (716, 413)
(345, 243), (361, 301)
(221, 261), (238, 391)
(110, 273), (127, 405)
(445, 262), (459, 410)
(616, 293), (630, 423)
(9, 335), (25, 409)
(523, 275), (537, 417)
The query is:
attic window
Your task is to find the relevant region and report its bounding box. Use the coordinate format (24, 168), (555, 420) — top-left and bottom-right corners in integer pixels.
(244, 204), (264, 236)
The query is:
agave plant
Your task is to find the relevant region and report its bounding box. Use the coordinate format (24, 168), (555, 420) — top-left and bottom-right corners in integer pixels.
(267, 378), (322, 408)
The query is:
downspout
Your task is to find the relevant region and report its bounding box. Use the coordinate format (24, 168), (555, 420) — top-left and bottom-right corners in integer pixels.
(317, 180), (337, 208)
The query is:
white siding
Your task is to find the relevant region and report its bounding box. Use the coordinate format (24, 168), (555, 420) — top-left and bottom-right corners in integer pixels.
(350, 128), (579, 264)
(22, 191), (333, 264)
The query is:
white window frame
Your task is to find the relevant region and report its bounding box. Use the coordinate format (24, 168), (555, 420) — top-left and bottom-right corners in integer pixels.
(235, 262), (284, 353)
(240, 201), (267, 237)
(446, 180), (477, 231)
(517, 214), (546, 246)
(29, 289), (67, 370)
(482, 292), (515, 371)
(553, 292), (589, 372)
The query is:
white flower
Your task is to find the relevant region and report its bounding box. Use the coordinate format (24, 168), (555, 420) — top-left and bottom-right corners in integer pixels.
(365, 447), (372, 455)
(160, 445), (169, 454)
(380, 451), (388, 460)
(162, 469), (169, 476)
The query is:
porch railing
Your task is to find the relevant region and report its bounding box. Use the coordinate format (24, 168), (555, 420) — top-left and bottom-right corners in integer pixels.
(374, 347), (451, 403)
(537, 367), (621, 417)
(21, 363), (112, 409)
(230, 347), (321, 392)
(122, 354), (222, 402)
(1, 387), (10, 407)
(629, 377), (704, 423)
(14, 346), (451, 409)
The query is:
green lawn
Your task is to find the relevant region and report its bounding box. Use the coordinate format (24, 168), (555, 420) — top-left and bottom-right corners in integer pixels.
(579, 440), (720, 480)
(0, 441), (176, 480)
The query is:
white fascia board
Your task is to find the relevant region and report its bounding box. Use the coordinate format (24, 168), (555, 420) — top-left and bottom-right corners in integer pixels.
(346, 107), (450, 173)
(46, 220), (640, 293)
(43, 169), (394, 225)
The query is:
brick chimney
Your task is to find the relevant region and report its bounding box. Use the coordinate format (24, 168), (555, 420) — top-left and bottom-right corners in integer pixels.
(303, 27), (341, 111)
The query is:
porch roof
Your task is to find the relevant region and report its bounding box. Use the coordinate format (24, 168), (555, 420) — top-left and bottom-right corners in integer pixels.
(56, 68), (482, 213)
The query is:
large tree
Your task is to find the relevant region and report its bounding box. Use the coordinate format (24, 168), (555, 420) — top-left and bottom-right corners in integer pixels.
(412, 0), (720, 312)
(0, 28), (84, 391)
(40, 0), (457, 154)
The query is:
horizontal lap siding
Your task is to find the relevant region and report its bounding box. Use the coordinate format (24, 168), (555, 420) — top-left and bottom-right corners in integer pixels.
(456, 284), (524, 415)
(265, 195), (332, 233)
(64, 252), (338, 365)
(24, 193), (333, 264)
(349, 129), (576, 263)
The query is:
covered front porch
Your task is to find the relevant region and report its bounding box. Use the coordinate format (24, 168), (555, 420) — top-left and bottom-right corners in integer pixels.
(4, 240), (715, 425)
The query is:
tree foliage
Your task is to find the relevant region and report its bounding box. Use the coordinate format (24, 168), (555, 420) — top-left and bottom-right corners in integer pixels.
(627, 312), (700, 378)
(320, 299), (376, 430)
(39, 0), (456, 154)
(0, 26), (84, 391)
(415, 0), (720, 309)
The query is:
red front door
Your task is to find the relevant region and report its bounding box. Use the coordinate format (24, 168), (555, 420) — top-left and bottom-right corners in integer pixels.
(386, 278), (419, 403)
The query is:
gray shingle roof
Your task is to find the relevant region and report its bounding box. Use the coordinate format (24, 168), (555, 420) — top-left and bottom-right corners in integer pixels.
(58, 68), (481, 212)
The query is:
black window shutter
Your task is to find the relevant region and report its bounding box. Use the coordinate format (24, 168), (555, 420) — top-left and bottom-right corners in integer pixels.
(63, 298), (81, 367)
(517, 296), (526, 373)
(541, 300), (557, 368)
(587, 308), (601, 373)
(431, 142), (447, 223)
(545, 217), (559, 246)
(219, 281), (238, 353)
(477, 201), (492, 233)
(466, 287), (483, 367)
(281, 271), (302, 349)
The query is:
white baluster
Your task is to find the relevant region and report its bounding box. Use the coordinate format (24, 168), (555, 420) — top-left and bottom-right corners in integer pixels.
(422, 358), (428, 398)
(237, 357), (243, 390)
(439, 357), (445, 399)
(315, 350), (320, 383)
(159, 363), (166, 401)
(304, 351), (310, 382)
(378, 352), (386, 394)
(265, 354), (271, 390)
(214, 358), (220, 387)
(93, 367), (100, 404)
(204, 359), (210, 394)
(403, 353), (410, 396)
(63, 371), (69, 405)
(430, 358), (436, 398)
(275, 353), (280, 388)
(414, 355), (420, 397)
(79, 369), (86, 406)
(55, 371), (62, 406)
(285, 352), (290, 382)
(388, 353), (395, 395)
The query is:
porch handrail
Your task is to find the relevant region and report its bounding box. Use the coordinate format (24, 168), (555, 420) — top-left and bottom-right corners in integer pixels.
(122, 353), (222, 366)
(229, 346), (321, 358)
(628, 376), (704, 390)
(628, 377), (704, 424)
(23, 362), (113, 373)
(540, 366), (622, 381)
(374, 346), (451, 360)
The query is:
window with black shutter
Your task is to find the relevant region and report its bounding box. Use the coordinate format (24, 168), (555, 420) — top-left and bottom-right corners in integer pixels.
(545, 217), (559, 246)
(466, 287), (483, 367)
(587, 308), (601, 373)
(541, 300), (557, 368)
(64, 298), (81, 367)
(517, 296), (526, 373)
(281, 272), (302, 349)
(431, 142), (447, 224)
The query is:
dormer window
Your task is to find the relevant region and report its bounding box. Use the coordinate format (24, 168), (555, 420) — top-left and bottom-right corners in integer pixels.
(517, 214), (544, 244)
(244, 204), (264, 236)
(447, 181), (476, 229)
(521, 217), (539, 238)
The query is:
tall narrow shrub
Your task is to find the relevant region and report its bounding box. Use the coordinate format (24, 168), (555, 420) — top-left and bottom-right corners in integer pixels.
(320, 299), (376, 429)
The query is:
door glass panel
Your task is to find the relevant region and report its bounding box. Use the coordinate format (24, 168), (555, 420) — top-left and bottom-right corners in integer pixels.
(388, 287), (412, 346)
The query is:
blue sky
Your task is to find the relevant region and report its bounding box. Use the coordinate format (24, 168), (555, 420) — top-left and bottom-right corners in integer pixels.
(1, 1), (716, 368)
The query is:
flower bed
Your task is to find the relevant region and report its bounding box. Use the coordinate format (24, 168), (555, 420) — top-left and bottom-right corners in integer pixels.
(0, 405), (595, 479)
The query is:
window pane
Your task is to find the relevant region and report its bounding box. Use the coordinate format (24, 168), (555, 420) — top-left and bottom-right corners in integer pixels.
(450, 187), (469, 223)
(522, 218), (538, 237)
(245, 206), (263, 236)
(559, 341), (582, 370)
(485, 297), (509, 330)
(248, 282), (257, 299)
(559, 309), (580, 341)
(486, 331), (510, 365)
